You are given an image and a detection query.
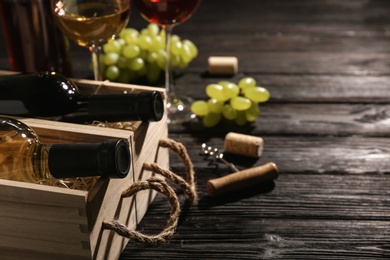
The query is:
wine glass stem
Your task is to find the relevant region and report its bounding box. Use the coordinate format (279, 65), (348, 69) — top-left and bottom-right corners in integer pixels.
(90, 44), (102, 81)
(164, 25), (176, 101)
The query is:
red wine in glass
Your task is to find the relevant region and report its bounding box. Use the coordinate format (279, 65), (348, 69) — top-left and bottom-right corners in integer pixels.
(134, 0), (201, 124)
(135, 0), (200, 25)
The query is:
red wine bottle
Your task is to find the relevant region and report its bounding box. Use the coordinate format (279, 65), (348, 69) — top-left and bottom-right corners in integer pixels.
(0, 72), (164, 122)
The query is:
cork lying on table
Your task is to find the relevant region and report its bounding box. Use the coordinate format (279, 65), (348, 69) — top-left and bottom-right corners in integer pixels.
(224, 132), (263, 158)
(207, 162), (279, 197)
(208, 56), (238, 75)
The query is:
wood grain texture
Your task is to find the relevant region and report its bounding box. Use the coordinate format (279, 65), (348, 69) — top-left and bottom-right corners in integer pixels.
(0, 91), (168, 259)
(1, 0), (390, 259)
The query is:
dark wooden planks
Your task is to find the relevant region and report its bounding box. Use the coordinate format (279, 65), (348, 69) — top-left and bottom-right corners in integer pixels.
(120, 173), (390, 259)
(165, 134), (390, 174)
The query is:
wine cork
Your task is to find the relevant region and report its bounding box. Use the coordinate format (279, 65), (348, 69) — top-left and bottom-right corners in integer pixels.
(208, 56), (238, 75)
(224, 132), (263, 158)
(207, 162), (279, 197)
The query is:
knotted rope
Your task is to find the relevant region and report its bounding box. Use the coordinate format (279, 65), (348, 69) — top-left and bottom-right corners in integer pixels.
(158, 138), (198, 203)
(102, 177), (180, 245)
(102, 138), (197, 245)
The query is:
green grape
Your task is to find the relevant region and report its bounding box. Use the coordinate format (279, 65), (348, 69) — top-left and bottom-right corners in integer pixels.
(116, 56), (128, 69)
(121, 28), (139, 45)
(117, 69), (132, 83)
(238, 77), (256, 90)
(170, 40), (182, 56)
(139, 49), (148, 60)
(138, 34), (152, 50)
(128, 57), (145, 71)
(120, 69), (140, 83)
(203, 113), (221, 128)
(230, 96), (251, 111)
(170, 53), (181, 67)
(182, 39), (198, 58)
(207, 98), (223, 113)
(222, 104), (237, 120)
(146, 51), (158, 63)
(235, 111), (247, 126)
(156, 49), (166, 70)
(124, 33), (138, 45)
(140, 28), (150, 36)
(170, 34), (180, 44)
(115, 38), (126, 48)
(103, 52), (119, 66)
(149, 35), (164, 52)
(188, 76), (270, 127)
(147, 23), (160, 36)
(180, 43), (193, 63)
(122, 44), (140, 59)
(105, 65), (120, 81)
(101, 25), (198, 84)
(119, 28), (139, 39)
(245, 110), (257, 122)
(247, 101), (260, 117)
(191, 100), (209, 116)
(103, 41), (121, 54)
(136, 64), (147, 76)
(244, 86), (270, 103)
(220, 81), (239, 99)
(145, 63), (161, 83)
(159, 29), (166, 42)
(178, 57), (189, 69)
(205, 84), (228, 101)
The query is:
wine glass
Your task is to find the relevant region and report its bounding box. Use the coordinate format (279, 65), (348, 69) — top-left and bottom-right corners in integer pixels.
(51, 0), (131, 81)
(134, 0), (201, 124)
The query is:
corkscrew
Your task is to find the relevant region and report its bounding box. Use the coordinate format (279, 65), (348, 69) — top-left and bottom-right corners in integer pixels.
(201, 143), (239, 172)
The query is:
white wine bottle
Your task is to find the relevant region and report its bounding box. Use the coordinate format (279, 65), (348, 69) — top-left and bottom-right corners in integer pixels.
(0, 72), (164, 122)
(0, 117), (130, 184)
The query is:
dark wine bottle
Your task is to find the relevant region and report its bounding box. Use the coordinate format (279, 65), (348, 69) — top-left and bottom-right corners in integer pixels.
(0, 117), (131, 184)
(0, 72), (164, 122)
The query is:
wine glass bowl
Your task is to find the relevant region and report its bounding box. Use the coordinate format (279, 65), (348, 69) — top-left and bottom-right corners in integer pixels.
(134, 0), (201, 124)
(52, 0), (130, 80)
(135, 0), (200, 25)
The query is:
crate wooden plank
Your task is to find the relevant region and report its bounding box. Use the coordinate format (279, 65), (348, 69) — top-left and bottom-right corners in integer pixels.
(0, 78), (169, 259)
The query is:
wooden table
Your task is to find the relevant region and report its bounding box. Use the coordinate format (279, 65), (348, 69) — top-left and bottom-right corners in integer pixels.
(1, 0), (390, 258)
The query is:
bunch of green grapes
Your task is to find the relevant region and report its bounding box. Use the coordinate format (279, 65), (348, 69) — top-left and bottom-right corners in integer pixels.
(100, 23), (198, 83)
(191, 77), (270, 127)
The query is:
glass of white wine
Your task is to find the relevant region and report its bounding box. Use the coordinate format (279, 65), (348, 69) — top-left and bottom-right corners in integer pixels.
(51, 0), (130, 81)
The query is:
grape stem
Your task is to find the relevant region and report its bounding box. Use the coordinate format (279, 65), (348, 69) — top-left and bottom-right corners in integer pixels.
(90, 44), (102, 81)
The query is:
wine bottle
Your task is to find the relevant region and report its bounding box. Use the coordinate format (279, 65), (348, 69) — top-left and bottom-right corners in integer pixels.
(0, 72), (164, 122)
(0, 0), (72, 76)
(0, 117), (131, 184)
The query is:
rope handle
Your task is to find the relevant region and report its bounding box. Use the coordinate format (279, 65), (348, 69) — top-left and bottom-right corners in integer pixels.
(102, 138), (197, 245)
(159, 138), (198, 203)
(102, 177), (180, 245)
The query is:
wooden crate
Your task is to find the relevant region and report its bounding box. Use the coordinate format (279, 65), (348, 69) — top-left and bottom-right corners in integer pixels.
(0, 79), (168, 259)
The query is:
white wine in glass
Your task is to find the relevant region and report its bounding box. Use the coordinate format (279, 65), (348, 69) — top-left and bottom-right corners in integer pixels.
(134, 0), (201, 124)
(52, 0), (130, 81)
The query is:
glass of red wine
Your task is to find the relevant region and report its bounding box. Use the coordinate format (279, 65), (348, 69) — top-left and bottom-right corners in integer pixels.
(134, 0), (201, 124)
(51, 0), (131, 81)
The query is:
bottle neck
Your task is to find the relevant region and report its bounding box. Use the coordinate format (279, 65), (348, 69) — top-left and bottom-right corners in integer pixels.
(48, 139), (130, 179)
(67, 91), (164, 122)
